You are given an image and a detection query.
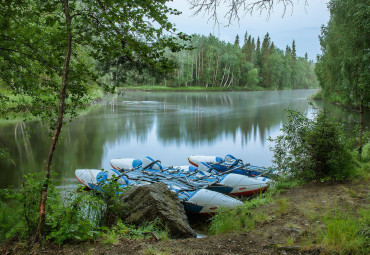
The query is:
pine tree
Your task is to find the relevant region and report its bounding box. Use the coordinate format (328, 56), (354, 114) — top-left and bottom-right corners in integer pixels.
(260, 33), (271, 66)
(256, 37), (261, 53)
(260, 33), (272, 87)
(251, 38), (255, 64)
(292, 40), (297, 62)
(270, 42), (275, 51)
(243, 35), (252, 62)
(285, 45), (292, 56)
(234, 34), (240, 47)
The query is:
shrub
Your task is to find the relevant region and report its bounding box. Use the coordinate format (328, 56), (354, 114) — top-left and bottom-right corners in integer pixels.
(269, 109), (355, 181)
(0, 173), (46, 241)
(0, 173), (105, 244)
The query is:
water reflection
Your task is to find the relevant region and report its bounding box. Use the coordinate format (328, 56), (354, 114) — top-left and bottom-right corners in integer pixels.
(1, 89), (368, 188)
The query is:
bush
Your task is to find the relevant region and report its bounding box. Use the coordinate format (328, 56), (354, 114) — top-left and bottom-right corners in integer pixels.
(0, 173), (105, 244)
(269, 109), (355, 181)
(0, 173), (45, 241)
(0, 172), (167, 244)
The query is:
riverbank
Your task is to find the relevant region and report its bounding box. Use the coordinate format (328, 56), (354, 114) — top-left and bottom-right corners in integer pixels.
(311, 90), (370, 110)
(1, 179), (368, 255)
(118, 85), (319, 92)
(0, 86), (320, 122)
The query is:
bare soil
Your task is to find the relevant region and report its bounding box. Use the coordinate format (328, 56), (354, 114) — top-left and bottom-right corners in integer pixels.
(1, 180), (368, 255)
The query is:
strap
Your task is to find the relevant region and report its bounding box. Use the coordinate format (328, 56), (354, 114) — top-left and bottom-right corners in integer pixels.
(142, 160), (161, 170)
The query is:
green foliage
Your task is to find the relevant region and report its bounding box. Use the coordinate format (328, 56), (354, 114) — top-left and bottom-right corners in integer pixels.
(94, 174), (131, 226)
(1, 0), (192, 241)
(270, 109), (355, 181)
(209, 191), (274, 235)
(0, 147), (8, 159)
(0, 173), (48, 241)
(208, 175), (303, 235)
(45, 187), (105, 244)
(0, 173), (129, 244)
(102, 219), (169, 243)
(315, 0), (369, 108)
(319, 208), (369, 254)
(99, 33), (318, 89)
(0, 0), (191, 119)
(275, 198), (290, 215)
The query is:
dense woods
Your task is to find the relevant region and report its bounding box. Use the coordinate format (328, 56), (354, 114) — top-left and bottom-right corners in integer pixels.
(100, 33), (318, 89)
(315, 0), (369, 155)
(315, 0), (369, 109)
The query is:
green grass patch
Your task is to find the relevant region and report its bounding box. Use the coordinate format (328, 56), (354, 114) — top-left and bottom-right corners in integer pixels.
(102, 219), (169, 243)
(143, 246), (171, 255)
(319, 208), (369, 254)
(275, 198), (290, 215)
(208, 177), (303, 235)
(209, 190), (275, 235)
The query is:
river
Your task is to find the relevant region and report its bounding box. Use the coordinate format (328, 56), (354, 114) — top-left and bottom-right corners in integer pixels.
(0, 89), (368, 188)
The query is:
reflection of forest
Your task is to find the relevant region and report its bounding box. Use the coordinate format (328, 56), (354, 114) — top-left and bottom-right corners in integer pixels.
(1, 89), (367, 188)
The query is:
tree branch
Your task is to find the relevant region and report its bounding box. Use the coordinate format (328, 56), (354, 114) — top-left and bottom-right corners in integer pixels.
(188, 0), (305, 25)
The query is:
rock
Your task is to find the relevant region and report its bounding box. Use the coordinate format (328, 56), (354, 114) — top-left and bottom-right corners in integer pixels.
(117, 182), (196, 239)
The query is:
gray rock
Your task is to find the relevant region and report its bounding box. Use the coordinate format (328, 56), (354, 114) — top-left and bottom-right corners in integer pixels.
(117, 182), (196, 239)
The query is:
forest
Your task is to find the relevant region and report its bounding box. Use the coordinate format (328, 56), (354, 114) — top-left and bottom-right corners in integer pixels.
(315, 0), (369, 109)
(99, 33), (318, 89)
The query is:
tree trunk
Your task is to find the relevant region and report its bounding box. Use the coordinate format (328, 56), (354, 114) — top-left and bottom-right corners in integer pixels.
(213, 53), (219, 86)
(358, 96), (364, 157)
(32, 0), (72, 242)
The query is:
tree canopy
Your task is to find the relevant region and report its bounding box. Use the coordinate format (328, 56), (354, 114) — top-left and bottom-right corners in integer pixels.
(100, 33), (317, 89)
(0, 0), (191, 239)
(315, 0), (369, 108)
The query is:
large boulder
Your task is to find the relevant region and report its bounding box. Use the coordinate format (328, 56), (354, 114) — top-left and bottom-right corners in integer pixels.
(117, 182), (196, 239)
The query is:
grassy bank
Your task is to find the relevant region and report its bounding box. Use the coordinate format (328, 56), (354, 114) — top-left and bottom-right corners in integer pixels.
(206, 144), (370, 254)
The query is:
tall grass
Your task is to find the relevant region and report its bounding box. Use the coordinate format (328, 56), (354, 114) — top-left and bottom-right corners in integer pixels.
(319, 208), (369, 254)
(102, 219), (169, 244)
(209, 190), (274, 235)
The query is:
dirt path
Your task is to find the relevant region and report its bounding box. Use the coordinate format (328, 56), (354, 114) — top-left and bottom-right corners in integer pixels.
(1, 180), (368, 255)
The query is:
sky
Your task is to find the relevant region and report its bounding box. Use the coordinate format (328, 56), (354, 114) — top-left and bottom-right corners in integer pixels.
(167, 0), (330, 60)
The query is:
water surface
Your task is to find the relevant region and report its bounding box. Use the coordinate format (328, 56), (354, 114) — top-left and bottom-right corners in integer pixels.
(0, 89), (367, 188)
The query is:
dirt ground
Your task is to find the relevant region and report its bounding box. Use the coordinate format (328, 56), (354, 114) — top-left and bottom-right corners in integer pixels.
(1, 180), (368, 255)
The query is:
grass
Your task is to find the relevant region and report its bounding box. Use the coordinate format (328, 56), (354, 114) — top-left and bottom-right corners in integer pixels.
(101, 219), (169, 244)
(143, 246), (171, 255)
(275, 198), (290, 215)
(208, 165), (369, 254)
(208, 177), (303, 235)
(299, 207), (370, 255)
(208, 189), (275, 235)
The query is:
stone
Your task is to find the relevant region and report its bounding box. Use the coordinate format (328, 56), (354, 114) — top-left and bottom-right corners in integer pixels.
(117, 182), (196, 239)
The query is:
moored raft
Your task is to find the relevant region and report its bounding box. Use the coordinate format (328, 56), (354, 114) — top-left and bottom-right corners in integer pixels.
(110, 156), (269, 196)
(188, 154), (278, 179)
(74, 168), (243, 214)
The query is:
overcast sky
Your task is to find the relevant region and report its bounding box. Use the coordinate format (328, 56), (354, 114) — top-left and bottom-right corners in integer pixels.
(167, 0), (330, 60)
